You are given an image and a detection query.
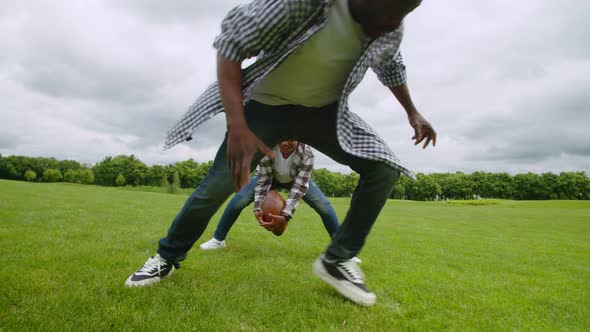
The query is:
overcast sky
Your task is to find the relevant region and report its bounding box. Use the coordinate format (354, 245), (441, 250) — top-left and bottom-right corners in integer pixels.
(1, 0), (588, 175)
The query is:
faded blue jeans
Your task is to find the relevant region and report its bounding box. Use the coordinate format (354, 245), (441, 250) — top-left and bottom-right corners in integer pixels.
(212, 176), (340, 241)
(157, 101), (400, 266)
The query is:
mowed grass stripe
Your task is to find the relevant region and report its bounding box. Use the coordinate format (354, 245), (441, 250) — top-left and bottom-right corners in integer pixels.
(1, 180), (589, 331)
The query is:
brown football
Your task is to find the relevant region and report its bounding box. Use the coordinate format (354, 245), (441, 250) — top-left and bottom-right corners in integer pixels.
(260, 191), (288, 236)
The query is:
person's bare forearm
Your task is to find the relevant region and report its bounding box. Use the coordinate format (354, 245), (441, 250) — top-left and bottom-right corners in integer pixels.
(217, 55), (247, 131)
(389, 83), (418, 116)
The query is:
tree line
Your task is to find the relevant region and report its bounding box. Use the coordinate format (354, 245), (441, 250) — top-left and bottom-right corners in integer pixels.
(1, 154), (589, 201)
(0, 154), (212, 191)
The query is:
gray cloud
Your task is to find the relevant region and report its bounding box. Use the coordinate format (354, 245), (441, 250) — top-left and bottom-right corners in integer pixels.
(109, 0), (241, 23)
(0, 133), (23, 150)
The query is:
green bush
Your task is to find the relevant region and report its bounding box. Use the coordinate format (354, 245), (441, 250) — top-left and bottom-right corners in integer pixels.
(79, 169), (94, 184)
(115, 173), (126, 187)
(24, 170), (37, 182)
(43, 169), (63, 182)
(64, 169), (77, 183)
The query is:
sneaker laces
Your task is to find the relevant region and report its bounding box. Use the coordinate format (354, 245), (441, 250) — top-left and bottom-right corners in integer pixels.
(138, 255), (167, 274)
(337, 259), (365, 283)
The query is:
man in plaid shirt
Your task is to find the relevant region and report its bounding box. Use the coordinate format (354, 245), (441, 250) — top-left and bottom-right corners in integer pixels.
(253, 141), (315, 221)
(126, 0), (437, 306)
(199, 140), (343, 249)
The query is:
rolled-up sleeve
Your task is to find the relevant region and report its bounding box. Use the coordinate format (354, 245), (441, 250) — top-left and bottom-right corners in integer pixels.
(370, 26), (407, 88)
(213, 0), (294, 62)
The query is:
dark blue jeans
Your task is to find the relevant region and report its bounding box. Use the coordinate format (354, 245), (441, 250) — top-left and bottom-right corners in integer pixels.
(213, 176), (340, 241)
(158, 101), (400, 266)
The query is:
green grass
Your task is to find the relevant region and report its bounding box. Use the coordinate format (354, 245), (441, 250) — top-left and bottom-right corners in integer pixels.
(447, 199), (499, 206)
(116, 185), (195, 195)
(1, 180), (589, 331)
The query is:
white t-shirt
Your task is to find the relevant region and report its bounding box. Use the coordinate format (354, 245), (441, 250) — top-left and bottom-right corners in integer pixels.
(250, 0), (365, 107)
(272, 145), (297, 184)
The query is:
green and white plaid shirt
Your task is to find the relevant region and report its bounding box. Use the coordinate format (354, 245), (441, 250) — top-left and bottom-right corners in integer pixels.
(253, 143), (314, 217)
(165, 0), (416, 179)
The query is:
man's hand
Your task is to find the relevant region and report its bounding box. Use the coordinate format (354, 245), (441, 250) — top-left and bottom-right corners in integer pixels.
(254, 210), (263, 222)
(255, 212), (288, 236)
(408, 111), (437, 149)
(227, 126), (274, 191)
(257, 213), (287, 231)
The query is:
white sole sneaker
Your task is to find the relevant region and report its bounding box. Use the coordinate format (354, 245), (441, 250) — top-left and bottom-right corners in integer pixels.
(312, 257), (376, 306)
(199, 238), (227, 250)
(125, 267), (174, 287)
(125, 254), (175, 287)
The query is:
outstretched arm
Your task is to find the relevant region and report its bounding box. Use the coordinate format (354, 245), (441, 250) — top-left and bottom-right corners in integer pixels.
(371, 40), (437, 149)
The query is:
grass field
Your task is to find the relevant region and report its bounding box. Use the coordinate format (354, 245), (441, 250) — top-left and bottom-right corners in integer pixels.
(1, 179), (589, 331)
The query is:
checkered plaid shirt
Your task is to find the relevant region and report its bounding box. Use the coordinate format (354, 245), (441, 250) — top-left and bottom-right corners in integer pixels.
(164, 0), (416, 179)
(253, 143), (313, 217)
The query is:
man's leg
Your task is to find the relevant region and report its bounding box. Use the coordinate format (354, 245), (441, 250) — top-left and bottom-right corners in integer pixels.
(301, 179), (340, 238)
(211, 176), (257, 241)
(126, 136), (238, 286)
(295, 104), (399, 306)
(157, 134), (242, 264)
(295, 106), (400, 260)
(325, 162), (399, 259)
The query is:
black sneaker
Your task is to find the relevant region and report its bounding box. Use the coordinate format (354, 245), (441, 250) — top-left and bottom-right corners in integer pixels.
(125, 254), (174, 287)
(312, 254), (376, 306)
